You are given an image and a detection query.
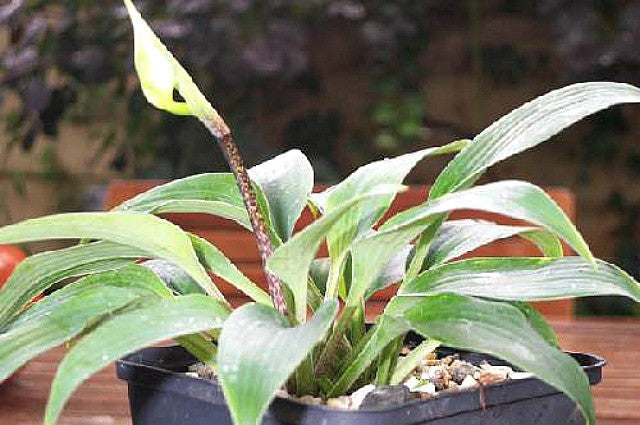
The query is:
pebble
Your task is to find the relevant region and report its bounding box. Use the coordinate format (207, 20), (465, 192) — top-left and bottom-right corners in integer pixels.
(281, 349), (525, 411)
(350, 384), (376, 409)
(480, 363), (513, 379)
(326, 396), (352, 410)
(403, 376), (420, 390)
(440, 355), (456, 366)
(188, 362), (216, 380)
(396, 349), (519, 402)
(510, 371), (534, 380)
(360, 385), (412, 410)
(437, 381), (460, 396)
(447, 360), (479, 384)
(426, 365), (451, 391)
(412, 382), (436, 395)
(460, 375), (479, 390)
(297, 395), (322, 406)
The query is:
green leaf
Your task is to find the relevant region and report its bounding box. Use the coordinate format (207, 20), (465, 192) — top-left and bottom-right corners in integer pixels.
(392, 294), (594, 425)
(44, 294), (229, 425)
(267, 191), (395, 322)
(400, 256), (640, 302)
(151, 199), (251, 224)
(510, 302), (559, 347)
(113, 170), (281, 244)
(404, 224), (439, 282)
(363, 244), (412, 299)
(190, 234), (272, 305)
(0, 241), (144, 327)
(10, 265), (171, 328)
(0, 212), (224, 302)
(519, 230), (564, 257)
(217, 300), (338, 425)
(0, 265), (167, 381)
(322, 140), (468, 261)
(431, 82), (640, 198)
(175, 333), (218, 368)
(309, 258), (331, 294)
(141, 259), (204, 295)
(348, 217), (434, 308)
(424, 219), (561, 268)
(312, 246), (411, 303)
(248, 149), (314, 241)
(328, 315), (408, 396)
(383, 180), (592, 263)
(114, 173), (268, 231)
(348, 179), (583, 309)
(374, 335), (403, 385)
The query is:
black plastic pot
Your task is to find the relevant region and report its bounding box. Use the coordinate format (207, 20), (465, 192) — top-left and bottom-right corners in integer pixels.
(116, 343), (605, 425)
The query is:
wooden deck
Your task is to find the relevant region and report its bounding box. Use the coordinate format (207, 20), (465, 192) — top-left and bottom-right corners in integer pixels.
(0, 319), (638, 424)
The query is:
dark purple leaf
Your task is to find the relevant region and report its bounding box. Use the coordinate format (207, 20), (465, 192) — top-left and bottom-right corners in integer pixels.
(20, 16), (47, 46)
(2, 47), (38, 80)
(152, 19), (192, 39)
(0, 0), (21, 24)
(22, 78), (51, 113)
(328, 1), (365, 20)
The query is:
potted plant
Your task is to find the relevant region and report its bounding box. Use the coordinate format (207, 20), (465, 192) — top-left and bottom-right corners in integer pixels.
(1, 2), (640, 424)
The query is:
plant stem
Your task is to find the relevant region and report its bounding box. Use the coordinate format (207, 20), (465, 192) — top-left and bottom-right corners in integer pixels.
(202, 118), (287, 316)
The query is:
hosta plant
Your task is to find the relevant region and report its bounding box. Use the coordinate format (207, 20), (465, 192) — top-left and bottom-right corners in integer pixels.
(2, 2), (640, 425)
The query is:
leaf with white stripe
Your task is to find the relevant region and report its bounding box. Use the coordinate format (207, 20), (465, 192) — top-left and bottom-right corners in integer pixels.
(0, 241), (143, 327)
(114, 173), (267, 231)
(347, 180), (589, 308)
(190, 234), (271, 305)
(384, 180), (591, 263)
(431, 82), (640, 198)
(0, 212), (223, 301)
(268, 190), (395, 322)
(424, 219), (562, 268)
(0, 265), (168, 381)
(400, 257), (640, 302)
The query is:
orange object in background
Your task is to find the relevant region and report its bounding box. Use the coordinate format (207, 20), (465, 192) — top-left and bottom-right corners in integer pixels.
(0, 245), (27, 385)
(0, 245), (26, 285)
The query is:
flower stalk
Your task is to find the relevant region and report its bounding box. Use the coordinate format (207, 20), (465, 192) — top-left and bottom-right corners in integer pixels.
(121, 0), (287, 316)
(203, 116), (288, 316)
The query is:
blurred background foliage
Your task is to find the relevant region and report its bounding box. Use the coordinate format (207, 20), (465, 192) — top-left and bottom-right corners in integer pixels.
(2, 0), (640, 315)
